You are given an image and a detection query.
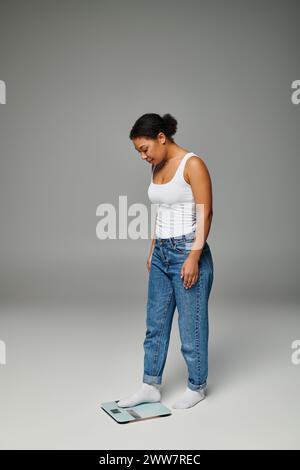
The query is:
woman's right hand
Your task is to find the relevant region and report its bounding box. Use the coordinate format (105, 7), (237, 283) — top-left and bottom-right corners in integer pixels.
(146, 252), (153, 272)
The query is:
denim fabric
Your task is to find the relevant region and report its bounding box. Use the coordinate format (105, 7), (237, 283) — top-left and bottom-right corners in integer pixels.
(143, 230), (214, 391)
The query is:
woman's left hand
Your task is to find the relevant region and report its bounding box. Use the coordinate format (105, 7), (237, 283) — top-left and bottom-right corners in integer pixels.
(180, 256), (200, 289)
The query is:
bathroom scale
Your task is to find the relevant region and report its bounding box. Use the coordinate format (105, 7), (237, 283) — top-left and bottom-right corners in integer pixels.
(100, 400), (172, 424)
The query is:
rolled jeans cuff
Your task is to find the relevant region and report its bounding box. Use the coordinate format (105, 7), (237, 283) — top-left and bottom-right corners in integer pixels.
(188, 379), (207, 391)
(143, 374), (162, 386)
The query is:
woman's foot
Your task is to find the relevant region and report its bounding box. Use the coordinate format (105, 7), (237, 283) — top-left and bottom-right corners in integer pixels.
(117, 383), (161, 407)
(172, 386), (206, 409)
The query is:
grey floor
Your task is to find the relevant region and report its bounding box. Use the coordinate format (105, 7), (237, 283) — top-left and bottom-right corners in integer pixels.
(1, 294), (299, 449)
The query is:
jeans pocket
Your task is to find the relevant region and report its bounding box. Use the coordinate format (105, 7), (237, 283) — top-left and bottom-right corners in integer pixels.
(174, 240), (193, 254)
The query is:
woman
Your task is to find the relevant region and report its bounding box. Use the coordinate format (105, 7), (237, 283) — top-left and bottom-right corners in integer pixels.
(118, 113), (214, 409)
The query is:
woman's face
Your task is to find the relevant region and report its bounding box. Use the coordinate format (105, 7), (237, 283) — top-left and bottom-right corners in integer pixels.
(133, 134), (166, 165)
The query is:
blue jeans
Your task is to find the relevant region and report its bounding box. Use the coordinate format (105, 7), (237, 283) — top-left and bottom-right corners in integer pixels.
(143, 230), (214, 391)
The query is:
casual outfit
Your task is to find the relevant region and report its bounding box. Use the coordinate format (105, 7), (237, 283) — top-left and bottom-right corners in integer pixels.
(143, 152), (214, 391)
(148, 152), (200, 239)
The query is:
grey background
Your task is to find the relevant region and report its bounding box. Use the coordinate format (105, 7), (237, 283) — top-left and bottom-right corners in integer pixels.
(0, 0), (299, 449)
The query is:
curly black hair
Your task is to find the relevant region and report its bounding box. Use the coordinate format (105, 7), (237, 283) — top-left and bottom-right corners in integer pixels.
(129, 113), (178, 143)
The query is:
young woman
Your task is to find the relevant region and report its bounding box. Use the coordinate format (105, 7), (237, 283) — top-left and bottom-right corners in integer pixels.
(118, 113), (214, 409)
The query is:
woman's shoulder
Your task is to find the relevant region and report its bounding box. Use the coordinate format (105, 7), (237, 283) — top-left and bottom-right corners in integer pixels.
(184, 155), (211, 182)
(186, 154), (208, 170)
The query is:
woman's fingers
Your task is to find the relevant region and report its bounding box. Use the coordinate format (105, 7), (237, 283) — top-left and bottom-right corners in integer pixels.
(184, 275), (193, 288)
(182, 271), (199, 288)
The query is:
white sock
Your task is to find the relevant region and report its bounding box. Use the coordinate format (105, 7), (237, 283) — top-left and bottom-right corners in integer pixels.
(172, 386), (206, 409)
(117, 382), (161, 408)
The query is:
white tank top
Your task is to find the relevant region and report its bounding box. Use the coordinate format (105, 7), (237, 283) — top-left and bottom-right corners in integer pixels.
(147, 152), (199, 238)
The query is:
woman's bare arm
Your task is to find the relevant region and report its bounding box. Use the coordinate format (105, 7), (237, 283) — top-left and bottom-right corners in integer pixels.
(186, 156), (213, 260)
